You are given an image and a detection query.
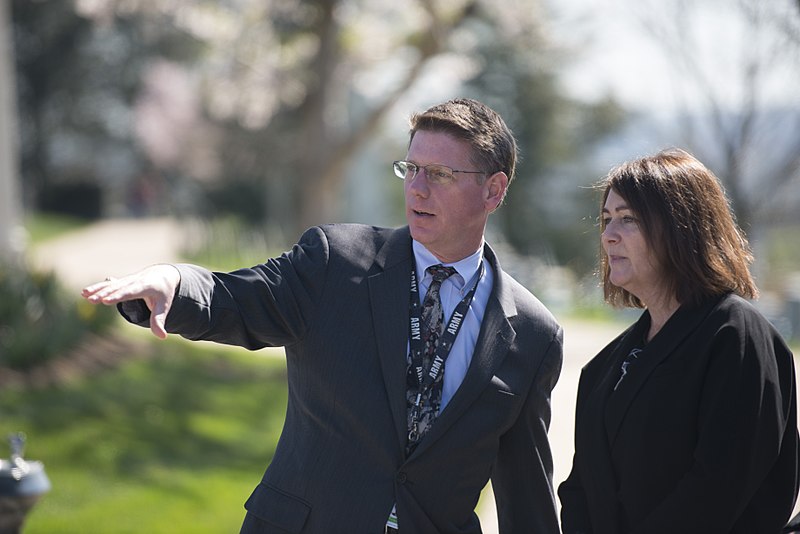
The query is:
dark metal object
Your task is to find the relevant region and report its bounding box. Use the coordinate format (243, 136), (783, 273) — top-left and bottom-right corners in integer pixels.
(0, 433), (50, 534)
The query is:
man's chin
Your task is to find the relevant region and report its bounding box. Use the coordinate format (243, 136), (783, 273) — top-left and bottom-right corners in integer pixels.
(408, 224), (434, 244)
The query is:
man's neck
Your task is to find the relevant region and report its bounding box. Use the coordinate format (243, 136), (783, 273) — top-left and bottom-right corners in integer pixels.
(414, 241), (485, 265)
(412, 240), (483, 265)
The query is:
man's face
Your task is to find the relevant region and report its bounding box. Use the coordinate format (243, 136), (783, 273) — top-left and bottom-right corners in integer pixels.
(404, 130), (502, 263)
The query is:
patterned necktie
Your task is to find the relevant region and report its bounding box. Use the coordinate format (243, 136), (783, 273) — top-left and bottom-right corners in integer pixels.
(406, 264), (457, 450)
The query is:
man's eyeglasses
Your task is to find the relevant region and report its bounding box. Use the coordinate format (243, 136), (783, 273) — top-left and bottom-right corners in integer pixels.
(392, 160), (486, 186)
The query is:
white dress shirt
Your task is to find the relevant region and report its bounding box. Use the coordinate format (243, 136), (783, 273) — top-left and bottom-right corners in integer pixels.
(411, 240), (494, 410)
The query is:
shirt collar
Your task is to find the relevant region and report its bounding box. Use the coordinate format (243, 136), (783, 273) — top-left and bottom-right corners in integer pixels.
(411, 240), (484, 291)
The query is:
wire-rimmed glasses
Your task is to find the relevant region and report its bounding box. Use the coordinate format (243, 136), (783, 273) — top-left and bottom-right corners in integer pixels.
(392, 160), (486, 185)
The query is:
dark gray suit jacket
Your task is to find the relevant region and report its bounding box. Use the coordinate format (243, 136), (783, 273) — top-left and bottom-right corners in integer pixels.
(122, 224), (563, 533)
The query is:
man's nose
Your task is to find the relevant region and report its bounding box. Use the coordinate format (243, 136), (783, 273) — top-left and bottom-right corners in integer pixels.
(406, 169), (430, 196)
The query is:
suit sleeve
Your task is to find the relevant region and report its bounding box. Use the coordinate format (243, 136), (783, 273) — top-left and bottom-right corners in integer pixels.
(558, 370), (594, 534)
(632, 314), (796, 533)
(120, 226), (329, 350)
(492, 325), (563, 534)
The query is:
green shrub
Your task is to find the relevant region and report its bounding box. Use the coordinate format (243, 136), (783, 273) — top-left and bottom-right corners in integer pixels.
(0, 262), (115, 370)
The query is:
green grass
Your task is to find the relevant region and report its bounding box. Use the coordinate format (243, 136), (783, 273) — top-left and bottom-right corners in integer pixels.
(0, 334), (288, 533)
(24, 213), (91, 244)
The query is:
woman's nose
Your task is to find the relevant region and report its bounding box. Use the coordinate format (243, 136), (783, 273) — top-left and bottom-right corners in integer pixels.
(601, 223), (618, 244)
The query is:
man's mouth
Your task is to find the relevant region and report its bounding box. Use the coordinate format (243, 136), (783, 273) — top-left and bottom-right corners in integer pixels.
(413, 209), (434, 216)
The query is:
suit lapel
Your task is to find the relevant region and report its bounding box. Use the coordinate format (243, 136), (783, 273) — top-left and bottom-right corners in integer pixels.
(604, 297), (722, 447)
(407, 244), (516, 458)
(368, 227), (414, 452)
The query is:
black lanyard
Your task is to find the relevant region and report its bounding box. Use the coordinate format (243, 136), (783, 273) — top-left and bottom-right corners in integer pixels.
(407, 260), (484, 440)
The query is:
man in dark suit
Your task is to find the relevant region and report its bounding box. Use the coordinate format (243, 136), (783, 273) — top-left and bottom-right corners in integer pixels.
(83, 98), (563, 533)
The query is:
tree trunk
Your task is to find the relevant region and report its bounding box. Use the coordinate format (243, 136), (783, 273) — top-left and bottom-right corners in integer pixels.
(293, 0), (477, 234)
(0, 0), (24, 264)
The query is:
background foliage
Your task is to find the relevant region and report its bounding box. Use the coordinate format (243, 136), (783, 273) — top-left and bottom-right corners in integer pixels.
(9, 0), (627, 275)
(0, 261), (115, 370)
(0, 337), (288, 533)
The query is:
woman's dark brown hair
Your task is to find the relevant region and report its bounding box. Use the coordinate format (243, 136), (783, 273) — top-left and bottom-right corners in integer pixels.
(599, 148), (758, 308)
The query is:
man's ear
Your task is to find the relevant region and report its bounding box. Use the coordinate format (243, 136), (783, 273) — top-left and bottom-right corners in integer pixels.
(485, 172), (509, 213)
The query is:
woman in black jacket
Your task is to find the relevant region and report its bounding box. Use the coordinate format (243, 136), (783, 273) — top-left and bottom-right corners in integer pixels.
(559, 148), (799, 534)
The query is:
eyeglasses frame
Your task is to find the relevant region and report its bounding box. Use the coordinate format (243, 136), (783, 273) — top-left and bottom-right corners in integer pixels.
(392, 160), (487, 186)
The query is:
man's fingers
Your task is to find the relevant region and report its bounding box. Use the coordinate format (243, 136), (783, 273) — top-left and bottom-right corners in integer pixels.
(81, 280), (120, 304)
(149, 299), (170, 339)
(82, 278), (143, 305)
(150, 313), (168, 339)
(81, 279), (113, 298)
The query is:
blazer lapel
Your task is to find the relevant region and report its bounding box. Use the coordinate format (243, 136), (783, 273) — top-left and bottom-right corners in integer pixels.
(407, 244), (516, 458)
(604, 297), (722, 447)
(368, 227), (414, 452)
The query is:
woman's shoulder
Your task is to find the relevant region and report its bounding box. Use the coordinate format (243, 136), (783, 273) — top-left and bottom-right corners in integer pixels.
(703, 293), (793, 359)
(706, 292), (773, 330)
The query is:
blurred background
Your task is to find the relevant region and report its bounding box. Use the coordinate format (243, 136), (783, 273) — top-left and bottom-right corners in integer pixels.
(0, 0), (798, 532)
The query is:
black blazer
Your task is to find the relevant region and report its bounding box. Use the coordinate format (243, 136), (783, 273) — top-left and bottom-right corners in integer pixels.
(559, 293), (800, 534)
(122, 224), (563, 534)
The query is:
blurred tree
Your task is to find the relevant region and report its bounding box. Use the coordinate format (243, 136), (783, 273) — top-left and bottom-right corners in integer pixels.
(11, 0), (204, 217)
(460, 2), (625, 269)
(191, 0), (624, 247)
(13, 0), (88, 212)
(635, 0), (800, 231)
(13, 0), (624, 261)
(185, 0), (496, 234)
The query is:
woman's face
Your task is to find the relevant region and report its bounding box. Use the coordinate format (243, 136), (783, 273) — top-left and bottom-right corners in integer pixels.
(601, 189), (664, 304)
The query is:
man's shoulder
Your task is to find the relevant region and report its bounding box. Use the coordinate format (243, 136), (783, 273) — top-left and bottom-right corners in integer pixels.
(316, 223), (402, 241)
(305, 224), (409, 267)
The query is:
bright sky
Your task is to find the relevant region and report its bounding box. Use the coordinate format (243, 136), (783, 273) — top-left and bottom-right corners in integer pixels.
(548, 0), (800, 114)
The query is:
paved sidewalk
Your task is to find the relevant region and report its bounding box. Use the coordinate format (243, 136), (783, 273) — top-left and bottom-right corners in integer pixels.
(29, 217), (185, 292)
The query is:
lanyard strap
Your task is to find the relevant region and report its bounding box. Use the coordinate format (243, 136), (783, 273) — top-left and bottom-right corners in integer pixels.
(407, 260), (484, 399)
